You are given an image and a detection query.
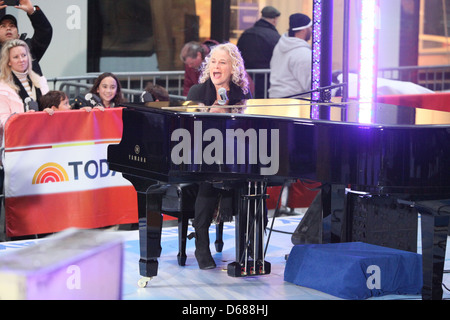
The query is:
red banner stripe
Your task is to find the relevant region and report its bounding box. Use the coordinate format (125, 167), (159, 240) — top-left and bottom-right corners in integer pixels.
(4, 108), (124, 149)
(5, 187), (138, 237)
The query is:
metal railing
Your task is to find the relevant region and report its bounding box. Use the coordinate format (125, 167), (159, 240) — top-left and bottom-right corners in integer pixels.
(48, 70), (272, 101)
(47, 71), (187, 102)
(47, 65), (450, 103)
(378, 64), (450, 92)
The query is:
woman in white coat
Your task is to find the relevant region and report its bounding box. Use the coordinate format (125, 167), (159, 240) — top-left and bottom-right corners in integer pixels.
(0, 39), (48, 145)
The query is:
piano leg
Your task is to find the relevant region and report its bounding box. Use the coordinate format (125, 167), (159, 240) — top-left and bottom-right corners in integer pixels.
(177, 213), (190, 266)
(123, 175), (165, 287)
(415, 200), (450, 300)
(321, 184), (346, 244)
(215, 222), (224, 252)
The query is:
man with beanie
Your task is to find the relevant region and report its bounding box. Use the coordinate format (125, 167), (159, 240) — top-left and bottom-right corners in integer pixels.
(237, 6), (281, 98)
(0, 0), (53, 76)
(269, 13), (312, 99)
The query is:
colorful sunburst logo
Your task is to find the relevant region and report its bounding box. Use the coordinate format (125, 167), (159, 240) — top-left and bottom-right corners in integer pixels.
(32, 162), (69, 184)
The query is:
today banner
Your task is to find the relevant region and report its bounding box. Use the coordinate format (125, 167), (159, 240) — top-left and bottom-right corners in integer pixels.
(2, 108), (138, 237)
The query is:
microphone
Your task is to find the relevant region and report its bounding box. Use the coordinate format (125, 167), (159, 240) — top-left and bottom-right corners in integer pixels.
(84, 93), (103, 107)
(72, 96), (88, 109)
(140, 91), (154, 103)
(24, 97), (39, 111)
(218, 87), (228, 105)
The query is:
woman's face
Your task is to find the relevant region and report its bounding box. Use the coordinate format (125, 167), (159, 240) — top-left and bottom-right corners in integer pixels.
(9, 46), (28, 73)
(209, 48), (232, 89)
(96, 76), (118, 105)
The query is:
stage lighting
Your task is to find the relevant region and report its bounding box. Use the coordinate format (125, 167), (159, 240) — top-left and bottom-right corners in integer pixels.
(358, 0), (380, 123)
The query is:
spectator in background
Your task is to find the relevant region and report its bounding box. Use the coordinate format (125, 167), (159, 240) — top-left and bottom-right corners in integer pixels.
(39, 90), (71, 115)
(237, 6), (281, 98)
(0, 39), (46, 151)
(180, 40), (219, 96)
(89, 72), (125, 108)
(0, 39), (48, 112)
(144, 83), (169, 101)
(269, 13), (312, 99)
(0, 0), (53, 76)
(41, 90), (100, 114)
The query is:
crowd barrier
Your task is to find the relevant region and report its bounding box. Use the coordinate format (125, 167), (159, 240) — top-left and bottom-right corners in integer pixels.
(3, 108), (139, 238)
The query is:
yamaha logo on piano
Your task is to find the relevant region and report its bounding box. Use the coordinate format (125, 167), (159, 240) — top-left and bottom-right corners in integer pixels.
(128, 145), (147, 163)
(170, 120), (279, 175)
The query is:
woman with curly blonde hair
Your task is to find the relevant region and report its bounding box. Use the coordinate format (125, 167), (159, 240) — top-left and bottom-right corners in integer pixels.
(187, 42), (252, 109)
(186, 42), (252, 270)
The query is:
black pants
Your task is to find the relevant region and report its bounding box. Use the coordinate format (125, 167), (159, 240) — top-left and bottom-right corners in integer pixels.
(193, 182), (219, 230)
(193, 182), (234, 229)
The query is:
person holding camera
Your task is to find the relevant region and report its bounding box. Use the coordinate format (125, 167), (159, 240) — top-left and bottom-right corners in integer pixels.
(0, 0), (53, 76)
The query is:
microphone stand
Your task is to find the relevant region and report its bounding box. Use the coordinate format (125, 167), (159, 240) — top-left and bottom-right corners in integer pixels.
(281, 83), (348, 103)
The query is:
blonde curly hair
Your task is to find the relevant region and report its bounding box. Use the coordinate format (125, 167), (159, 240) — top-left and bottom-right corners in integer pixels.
(198, 42), (249, 95)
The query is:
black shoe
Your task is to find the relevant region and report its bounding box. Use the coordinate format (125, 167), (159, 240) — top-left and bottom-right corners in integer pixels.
(195, 250), (216, 270)
(193, 228), (216, 270)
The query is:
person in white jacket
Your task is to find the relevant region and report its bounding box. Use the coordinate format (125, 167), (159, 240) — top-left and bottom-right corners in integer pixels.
(269, 13), (312, 98)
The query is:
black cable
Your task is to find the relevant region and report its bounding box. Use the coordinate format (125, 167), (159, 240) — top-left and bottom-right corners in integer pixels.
(266, 228), (293, 235)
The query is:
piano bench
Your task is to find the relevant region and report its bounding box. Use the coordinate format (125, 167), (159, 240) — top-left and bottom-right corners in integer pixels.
(161, 184), (224, 266)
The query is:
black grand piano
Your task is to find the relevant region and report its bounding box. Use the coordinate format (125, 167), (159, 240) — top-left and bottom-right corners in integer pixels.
(107, 99), (450, 300)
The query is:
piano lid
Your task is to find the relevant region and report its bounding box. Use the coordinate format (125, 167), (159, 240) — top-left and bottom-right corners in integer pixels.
(132, 98), (450, 128)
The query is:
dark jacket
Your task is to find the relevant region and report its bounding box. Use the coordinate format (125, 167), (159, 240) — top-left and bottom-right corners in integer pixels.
(187, 78), (251, 224)
(0, 6), (53, 76)
(187, 78), (252, 105)
(237, 18), (280, 69)
(237, 19), (280, 98)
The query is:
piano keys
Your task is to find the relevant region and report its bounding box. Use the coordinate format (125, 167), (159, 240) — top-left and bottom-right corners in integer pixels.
(107, 99), (450, 299)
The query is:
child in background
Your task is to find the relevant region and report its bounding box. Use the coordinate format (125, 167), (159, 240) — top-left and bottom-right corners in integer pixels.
(40, 90), (95, 115)
(39, 90), (70, 115)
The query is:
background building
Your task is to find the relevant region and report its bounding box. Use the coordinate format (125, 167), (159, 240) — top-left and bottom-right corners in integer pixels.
(4, 1), (445, 81)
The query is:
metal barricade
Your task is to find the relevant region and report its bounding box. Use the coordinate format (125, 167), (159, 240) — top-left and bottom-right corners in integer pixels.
(46, 65), (450, 103)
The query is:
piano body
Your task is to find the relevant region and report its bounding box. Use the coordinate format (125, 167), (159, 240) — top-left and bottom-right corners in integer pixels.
(107, 99), (450, 299)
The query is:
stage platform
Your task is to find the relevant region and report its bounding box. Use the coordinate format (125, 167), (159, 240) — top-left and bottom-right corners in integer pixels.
(0, 214), (449, 301)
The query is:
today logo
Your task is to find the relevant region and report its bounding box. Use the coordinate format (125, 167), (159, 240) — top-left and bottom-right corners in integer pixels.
(32, 162), (69, 184)
(32, 160), (116, 184)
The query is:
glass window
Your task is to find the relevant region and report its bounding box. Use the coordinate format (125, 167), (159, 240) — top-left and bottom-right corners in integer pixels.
(419, 0), (450, 64)
(88, 0), (211, 72)
(87, 0), (310, 72)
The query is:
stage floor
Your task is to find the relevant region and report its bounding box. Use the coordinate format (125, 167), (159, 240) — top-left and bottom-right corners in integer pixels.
(0, 214), (449, 301)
